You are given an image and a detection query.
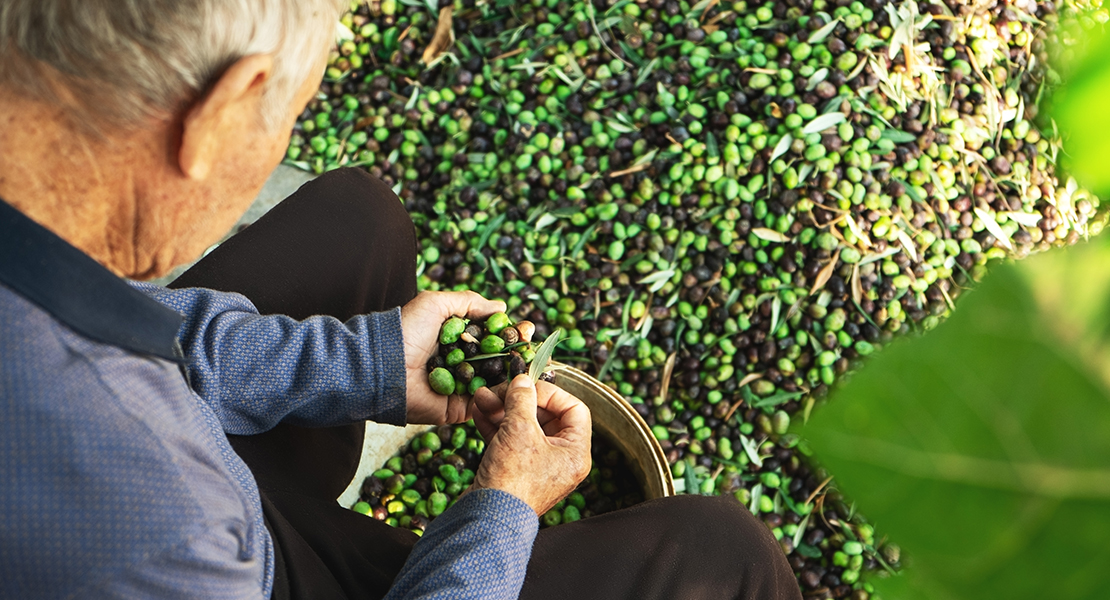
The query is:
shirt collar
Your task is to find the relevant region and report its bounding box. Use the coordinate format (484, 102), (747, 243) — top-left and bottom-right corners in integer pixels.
(0, 197), (184, 361)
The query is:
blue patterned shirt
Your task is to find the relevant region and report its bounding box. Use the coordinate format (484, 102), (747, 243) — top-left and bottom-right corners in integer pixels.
(0, 199), (538, 599)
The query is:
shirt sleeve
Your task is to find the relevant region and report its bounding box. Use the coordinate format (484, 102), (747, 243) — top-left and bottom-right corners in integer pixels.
(385, 489), (539, 600)
(131, 282), (408, 434)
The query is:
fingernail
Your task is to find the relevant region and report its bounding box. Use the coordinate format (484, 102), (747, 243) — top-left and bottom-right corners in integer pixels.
(511, 374), (533, 390)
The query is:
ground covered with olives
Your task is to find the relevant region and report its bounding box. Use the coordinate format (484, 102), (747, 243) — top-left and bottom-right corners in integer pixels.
(353, 422), (645, 534)
(296, 0), (1105, 596)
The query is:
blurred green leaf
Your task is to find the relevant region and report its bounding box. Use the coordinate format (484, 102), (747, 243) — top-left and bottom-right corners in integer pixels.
(804, 235), (1110, 600)
(1053, 28), (1110, 197)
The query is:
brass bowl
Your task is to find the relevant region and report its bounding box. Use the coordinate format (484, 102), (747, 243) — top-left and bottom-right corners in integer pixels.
(549, 362), (675, 500)
(339, 363), (675, 506)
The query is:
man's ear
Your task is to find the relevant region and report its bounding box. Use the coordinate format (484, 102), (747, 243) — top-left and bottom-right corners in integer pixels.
(178, 54), (274, 180)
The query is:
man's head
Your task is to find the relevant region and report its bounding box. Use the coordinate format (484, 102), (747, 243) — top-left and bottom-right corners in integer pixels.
(0, 0), (347, 278)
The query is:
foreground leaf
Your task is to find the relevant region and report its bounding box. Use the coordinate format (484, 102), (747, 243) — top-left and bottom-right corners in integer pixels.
(1053, 28), (1110, 197)
(804, 236), (1110, 600)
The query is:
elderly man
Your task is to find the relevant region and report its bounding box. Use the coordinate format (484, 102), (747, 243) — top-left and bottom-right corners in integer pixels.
(0, 1), (802, 599)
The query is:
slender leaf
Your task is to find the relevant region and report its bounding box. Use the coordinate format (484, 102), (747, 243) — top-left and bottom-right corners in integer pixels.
(569, 222), (599, 260)
(476, 213), (507, 252)
(752, 228), (792, 243)
(462, 352), (510, 362)
(637, 269), (675, 286)
(770, 133), (793, 164)
(751, 390), (805, 409)
(801, 111), (847, 135)
(635, 58), (659, 88)
(973, 207), (1014, 251)
(806, 68), (829, 91)
(880, 128), (917, 144)
(748, 482), (764, 514)
(534, 213), (559, 231)
(1002, 211), (1043, 228)
(529, 328), (565, 383)
(807, 18), (841, 44)
(739, 434), (763, 468)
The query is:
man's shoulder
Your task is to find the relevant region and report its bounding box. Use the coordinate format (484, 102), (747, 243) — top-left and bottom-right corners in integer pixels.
(0, 283), (257, 598)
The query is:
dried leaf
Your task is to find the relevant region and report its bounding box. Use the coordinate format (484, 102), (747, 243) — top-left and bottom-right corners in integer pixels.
(722, 372), (764, 422)
(752, 228), (792, 243)
(421, 7), (455, 64)
(657, 352), (677, 405)
(810, 249), (842, 296)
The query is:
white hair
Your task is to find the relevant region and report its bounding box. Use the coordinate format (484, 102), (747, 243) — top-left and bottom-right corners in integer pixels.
(0, 0), (346, 134)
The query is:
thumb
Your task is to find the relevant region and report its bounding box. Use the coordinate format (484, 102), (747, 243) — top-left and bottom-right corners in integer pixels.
(502, 374), (538, 423)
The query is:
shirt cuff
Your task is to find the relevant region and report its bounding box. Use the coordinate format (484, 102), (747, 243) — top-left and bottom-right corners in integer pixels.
(366, 306), (407, 426)
(386, 488), (538, 599)
(433, 488), (540, 539)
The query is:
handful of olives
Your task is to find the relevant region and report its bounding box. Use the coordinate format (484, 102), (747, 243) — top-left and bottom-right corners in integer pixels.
(425, 312), (543, 395)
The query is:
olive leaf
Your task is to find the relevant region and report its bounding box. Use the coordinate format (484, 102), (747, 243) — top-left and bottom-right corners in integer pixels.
(895, 228), (918, 262)
(858, 246), (901, 266)
(751, 389), (805, 410)
(880, 128), (917, 144)
(1001, 211), (1042, 228)
(747, 482), (764, 514)
(752, 228), (792, 243)
(801, 111), (846, 135)
(973, 207), (1014, 251)
(805, 68), (829, 91)
(804, 236), (1110, 600)
(529, 328), (564, 383)
(1051, 29), (1110, 196)
(769, 133), (793, 165)
(807, 17), (841, 44)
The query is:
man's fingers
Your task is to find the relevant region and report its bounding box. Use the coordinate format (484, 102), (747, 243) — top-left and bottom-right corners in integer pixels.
(549, 401), (591, 441)
(472, 386), (506, 426)
(471, 404), (499, 441)
(502, 375), (539, 422)
(533, 381), (591, 440)
(445, 393), (470, 424)
(442, 290), (506, 319)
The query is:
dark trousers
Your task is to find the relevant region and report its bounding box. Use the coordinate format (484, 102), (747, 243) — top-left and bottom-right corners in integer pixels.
(171, 168), (802, 600)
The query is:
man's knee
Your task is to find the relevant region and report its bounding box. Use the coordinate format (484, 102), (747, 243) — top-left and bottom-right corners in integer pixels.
(309, 167), (415, 235)
(657, 495), (782, 553)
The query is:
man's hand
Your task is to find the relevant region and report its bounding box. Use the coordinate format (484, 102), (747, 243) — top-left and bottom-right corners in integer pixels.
(469, 375), (592, 516)
(400, 291), (505, 424)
